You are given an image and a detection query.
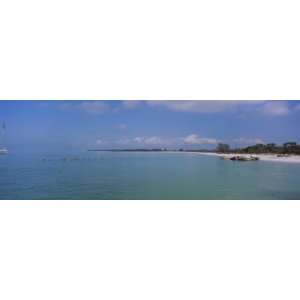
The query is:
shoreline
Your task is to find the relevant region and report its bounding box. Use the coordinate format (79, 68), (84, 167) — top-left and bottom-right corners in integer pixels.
(87, 150), (300, 164)
(193, 152), (300, 164)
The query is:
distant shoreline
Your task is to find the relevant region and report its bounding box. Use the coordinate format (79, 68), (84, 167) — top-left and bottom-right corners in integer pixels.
(194, 152), (300, 164)
(87, 149), (300, 163)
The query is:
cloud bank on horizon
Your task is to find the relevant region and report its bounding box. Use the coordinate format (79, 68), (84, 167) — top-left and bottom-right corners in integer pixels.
(0, 100), (299, 151)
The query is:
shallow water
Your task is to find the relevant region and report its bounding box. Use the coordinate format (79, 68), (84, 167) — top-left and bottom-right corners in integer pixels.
(1, 152), (300, 199)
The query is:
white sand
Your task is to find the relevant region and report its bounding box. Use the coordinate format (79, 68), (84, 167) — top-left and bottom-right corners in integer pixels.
(194, 152), (300, 163)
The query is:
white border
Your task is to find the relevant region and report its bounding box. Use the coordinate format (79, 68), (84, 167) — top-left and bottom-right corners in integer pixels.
(1, 200), (300, 300)
(0, 0), (299, 100)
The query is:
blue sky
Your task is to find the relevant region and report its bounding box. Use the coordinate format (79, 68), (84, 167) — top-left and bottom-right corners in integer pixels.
(1, 100), (300, 153)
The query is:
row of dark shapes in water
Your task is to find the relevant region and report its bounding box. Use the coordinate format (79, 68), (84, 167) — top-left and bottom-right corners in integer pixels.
(221, 155), (259, 161)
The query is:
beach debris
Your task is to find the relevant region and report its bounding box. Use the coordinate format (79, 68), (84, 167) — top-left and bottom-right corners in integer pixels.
(229, 155), (259, 161)
(220, 155), (259, 161)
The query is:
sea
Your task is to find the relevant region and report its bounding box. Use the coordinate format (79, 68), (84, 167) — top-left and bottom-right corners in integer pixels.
(1, 151), (300, 199)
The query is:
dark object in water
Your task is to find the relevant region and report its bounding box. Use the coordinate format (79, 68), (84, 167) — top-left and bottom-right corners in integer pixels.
(230, 155), (259, 161)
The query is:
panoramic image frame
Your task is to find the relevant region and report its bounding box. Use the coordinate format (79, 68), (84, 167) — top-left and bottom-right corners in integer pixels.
(1, 100), (300, 200)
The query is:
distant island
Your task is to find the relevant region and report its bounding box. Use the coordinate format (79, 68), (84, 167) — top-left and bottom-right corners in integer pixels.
(88, 142), (300, 155)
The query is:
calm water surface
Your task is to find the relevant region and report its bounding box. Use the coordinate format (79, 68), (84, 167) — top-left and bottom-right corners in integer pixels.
(1, 152), (300, 199)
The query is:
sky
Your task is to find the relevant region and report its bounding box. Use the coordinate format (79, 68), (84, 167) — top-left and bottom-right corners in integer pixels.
(0, 100), (300, 153)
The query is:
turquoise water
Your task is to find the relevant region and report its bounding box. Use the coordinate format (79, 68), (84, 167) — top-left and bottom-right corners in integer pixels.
(1, 152), (300, 199)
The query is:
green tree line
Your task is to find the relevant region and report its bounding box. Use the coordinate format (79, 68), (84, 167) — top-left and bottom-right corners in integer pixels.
(216, 142), (300, 154)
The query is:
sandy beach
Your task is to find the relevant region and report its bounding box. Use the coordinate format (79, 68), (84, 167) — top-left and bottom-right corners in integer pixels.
(195, 152), (300, 163)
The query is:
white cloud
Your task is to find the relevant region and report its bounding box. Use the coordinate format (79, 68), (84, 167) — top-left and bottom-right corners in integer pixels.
(96, 139), (104, 145)
(133, 137), (144, 143)
(122, 101), (142, 109)
(116, 134), (220, 146)
(144, 136), (163, 145)
(133, 136), (163, 145)
(233, 137), (264, 145)
(147, 100), (262, 113)
(96, 134), (219, 147)
(183, 134), (218, 145)
(261, 101), (290, 116)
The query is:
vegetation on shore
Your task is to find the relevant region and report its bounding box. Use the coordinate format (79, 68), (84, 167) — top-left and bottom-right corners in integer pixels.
(88, 142), (300, 155)
(216, 142), (300, 155)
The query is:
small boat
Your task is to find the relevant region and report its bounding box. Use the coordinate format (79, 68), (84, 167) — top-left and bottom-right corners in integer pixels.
(0, 148), (8, 155)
